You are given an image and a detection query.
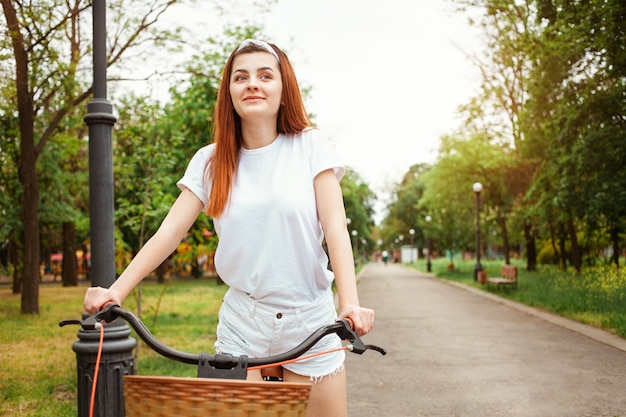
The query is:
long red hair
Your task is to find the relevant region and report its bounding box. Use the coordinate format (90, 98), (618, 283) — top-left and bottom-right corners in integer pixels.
(205, 41), (311, 217)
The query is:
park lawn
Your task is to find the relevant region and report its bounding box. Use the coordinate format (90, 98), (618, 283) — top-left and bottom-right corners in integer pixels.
(1, 284), (84, 417)
(3, 262), (625, 416)
(0, 278), (228, 417)
(414, 257), (626, 339)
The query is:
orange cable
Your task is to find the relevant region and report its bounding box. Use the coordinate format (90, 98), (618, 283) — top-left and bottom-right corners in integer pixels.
(248, 346), (348, 371)
(90, 324), (104, 417)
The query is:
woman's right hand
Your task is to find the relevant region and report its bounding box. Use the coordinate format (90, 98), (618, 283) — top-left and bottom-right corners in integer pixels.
(83, 286), (122, 315)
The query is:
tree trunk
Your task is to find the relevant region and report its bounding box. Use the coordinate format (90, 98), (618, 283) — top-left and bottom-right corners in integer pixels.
(156, 259), (167, 284)
(62, 222), (78, 286)
(20, 147), (40, 313)
(10, 238), (22, 294)
(548, 220), (559, 267)
(497, 214), (511, 264)
(610, 225), (620, 268)
(3, 0), (40, 314)
(567, 218), (581, 273)
(558, 223), (567, 272)
(82, 244), (91, 280)
(524, 222), (537, 271)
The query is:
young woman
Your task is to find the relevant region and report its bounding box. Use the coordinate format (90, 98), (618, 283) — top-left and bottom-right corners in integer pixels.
(83, 39), (375, 417)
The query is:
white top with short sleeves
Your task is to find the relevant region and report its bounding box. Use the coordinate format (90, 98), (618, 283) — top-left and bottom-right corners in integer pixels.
(177, 129), (345, 308)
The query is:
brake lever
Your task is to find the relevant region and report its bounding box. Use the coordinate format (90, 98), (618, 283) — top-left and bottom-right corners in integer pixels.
(337, 319), (387, 356)
(58, 303), (120, 331)
(58, 313), (102, 331)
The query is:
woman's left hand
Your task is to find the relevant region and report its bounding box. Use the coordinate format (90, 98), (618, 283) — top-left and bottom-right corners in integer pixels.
(338, 305), (375, 336)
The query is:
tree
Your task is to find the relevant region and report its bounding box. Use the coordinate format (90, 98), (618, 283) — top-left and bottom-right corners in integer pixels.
(341, 168), (376, 249)
(456, 0), (540, 269)
(0, 102), (22, 290)
(381, 164), (430, 249)
(522, 0), (626, 270)
(416, 134), (489, 267)
(1, 0), (184, 313)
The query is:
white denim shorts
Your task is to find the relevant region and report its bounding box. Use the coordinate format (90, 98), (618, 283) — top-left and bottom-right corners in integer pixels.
(214, 288), (345, 380)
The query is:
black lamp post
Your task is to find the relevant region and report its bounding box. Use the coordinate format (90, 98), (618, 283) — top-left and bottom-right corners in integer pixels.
(409, 229), (415, 263)
(425, 215), (432, 272)
(473, 182), (483, 282)
(352, 229), (358, 265)
(72, 2), (136, 416)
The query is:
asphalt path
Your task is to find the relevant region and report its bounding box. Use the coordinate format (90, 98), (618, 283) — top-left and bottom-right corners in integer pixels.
(345, 262), (626, 417)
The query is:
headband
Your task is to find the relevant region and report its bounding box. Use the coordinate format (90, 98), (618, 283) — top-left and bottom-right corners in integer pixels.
(236, 39), (280, 62)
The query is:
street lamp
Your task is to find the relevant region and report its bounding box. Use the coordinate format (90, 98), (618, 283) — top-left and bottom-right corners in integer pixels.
(73, 2), (136, 417)
(425, 215), (432, 272)
(409, 229), (415, 263)
(352, 229), (358, 266)
(473, 182), (483, 282)
(361, 238), (367, 262)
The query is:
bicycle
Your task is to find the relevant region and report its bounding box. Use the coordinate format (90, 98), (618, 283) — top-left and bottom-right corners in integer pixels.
(60, 303), (386, 417)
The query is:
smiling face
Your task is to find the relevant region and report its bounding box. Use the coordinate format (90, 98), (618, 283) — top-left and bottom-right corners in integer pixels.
(229, 51), (283, 124)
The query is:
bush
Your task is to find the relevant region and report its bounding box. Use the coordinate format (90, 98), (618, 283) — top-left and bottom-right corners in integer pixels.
(537, 244), (558, 265)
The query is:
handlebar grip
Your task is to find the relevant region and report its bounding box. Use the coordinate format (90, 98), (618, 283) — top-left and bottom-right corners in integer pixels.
(344, 317), (354, 330)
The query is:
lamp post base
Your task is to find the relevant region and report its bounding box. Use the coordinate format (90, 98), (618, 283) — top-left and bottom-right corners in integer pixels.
(473, 263), (482, 282)
(73, 319), (136, 417)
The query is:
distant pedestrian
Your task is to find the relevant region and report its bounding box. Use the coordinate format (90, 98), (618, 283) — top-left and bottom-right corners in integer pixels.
(382, 250), (389, 265)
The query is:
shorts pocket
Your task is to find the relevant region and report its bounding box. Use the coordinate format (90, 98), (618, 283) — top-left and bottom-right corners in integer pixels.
(301, 298), (337, 333)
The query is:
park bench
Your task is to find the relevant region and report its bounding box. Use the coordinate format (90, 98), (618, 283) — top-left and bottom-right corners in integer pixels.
(487, 264), (518, 290)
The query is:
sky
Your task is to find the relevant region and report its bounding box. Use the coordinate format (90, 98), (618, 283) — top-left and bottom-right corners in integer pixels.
(264, 1), (484, 183)
(135, 0), (486, 221)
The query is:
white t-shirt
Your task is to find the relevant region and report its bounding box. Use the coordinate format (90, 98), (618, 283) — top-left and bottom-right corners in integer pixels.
(177, 129), (346, 308)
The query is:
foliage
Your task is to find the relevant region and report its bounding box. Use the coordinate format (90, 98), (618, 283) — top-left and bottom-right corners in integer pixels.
(341, 168), (377, 247)
(381, 0), (625, 272)
(0, 102), (21, 251)
(536, 242), (558, 265)
(520, 0), (626, 269)
(0, 0), (187, 312)
(114, 95), (182, 254)
(380, 163), (430, 248)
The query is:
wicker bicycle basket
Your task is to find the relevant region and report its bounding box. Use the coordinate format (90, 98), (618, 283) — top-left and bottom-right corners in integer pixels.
(123, 375), (312, 417)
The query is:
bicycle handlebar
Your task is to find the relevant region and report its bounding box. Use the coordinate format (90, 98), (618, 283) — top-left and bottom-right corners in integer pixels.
(60, 304), (386, 380)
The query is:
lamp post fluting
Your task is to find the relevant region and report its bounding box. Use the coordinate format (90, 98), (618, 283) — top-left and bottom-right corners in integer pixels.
(473, 182), (483, 282)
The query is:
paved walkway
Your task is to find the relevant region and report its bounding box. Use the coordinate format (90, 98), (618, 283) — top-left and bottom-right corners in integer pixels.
(345, 262), (626, 417)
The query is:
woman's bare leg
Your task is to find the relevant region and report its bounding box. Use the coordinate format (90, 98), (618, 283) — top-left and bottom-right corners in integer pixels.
(283, 367), (348, 417)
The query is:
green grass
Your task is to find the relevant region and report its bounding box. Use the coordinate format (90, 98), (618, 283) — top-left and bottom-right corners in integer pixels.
(127, 278), (228, 377)
(0, 277), (228, 417)
(410, 257), (626, 338)
(1, 284), (84, 417)
(3, 260), (626, 416)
